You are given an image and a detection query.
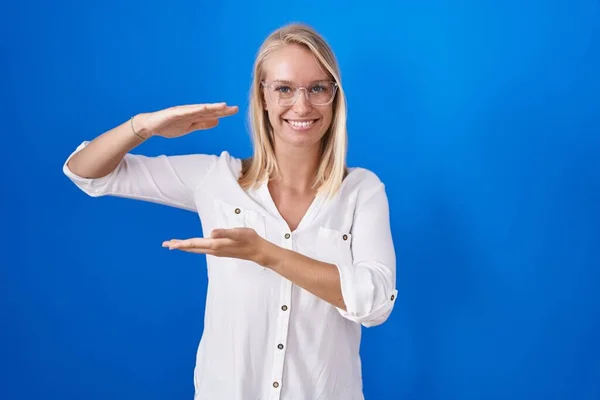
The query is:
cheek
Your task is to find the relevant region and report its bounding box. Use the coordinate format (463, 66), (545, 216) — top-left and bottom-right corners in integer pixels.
(320, 107), (334, 129)
(263, 102), (281, 124)
(267, 108), (285, 127)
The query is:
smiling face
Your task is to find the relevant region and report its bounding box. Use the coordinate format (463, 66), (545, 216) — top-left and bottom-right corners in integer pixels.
(262, 44), (335, 151)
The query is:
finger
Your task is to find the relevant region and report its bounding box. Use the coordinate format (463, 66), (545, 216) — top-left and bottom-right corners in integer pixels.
(173, 103), (236, 120)
(178, 102), (228, 111)
(161, 239), (180, 247)
(174, 107), (237, 126)
(165, 237), (238, 250)
(193, 109), (237, 121)
(192, 106), (239, 119)
(186, 103), (235, 114)
(175, 238), (211, 248)
(202, 102), (229, 110)
(171, 247), (215, 255)
(190, 119), (219, 131)
(163, 238), (211, 249)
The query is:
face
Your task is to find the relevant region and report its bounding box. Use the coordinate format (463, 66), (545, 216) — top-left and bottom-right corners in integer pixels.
(262, 44), (334, 150)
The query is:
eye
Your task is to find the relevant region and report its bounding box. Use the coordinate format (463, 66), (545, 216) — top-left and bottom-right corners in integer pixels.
(275, 85), (292, 94)
(310, 84), (327, 93)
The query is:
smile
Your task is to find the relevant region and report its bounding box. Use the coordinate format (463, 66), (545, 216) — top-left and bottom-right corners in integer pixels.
(285, 119), (318, 131)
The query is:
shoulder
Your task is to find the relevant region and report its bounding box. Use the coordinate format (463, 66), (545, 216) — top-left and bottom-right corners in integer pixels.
(342, 166), (386, 193)
(213, 150), (244, 177)
(332, 166), (390, 211)
(171, 150), (241, 175)
(148, 151), (244, 191)
(318, 166), (389, 226)
(186, 150), (245, 183)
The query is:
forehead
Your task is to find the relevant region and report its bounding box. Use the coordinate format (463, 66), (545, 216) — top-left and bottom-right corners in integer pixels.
(263, 44), (330, 84)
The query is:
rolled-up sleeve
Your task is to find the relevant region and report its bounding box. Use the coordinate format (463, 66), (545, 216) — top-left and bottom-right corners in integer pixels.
(335, 181), (397, 328)
(62, 141), (220, 212)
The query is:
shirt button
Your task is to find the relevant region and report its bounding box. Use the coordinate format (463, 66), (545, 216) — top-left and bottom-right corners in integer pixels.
(281, 305), (288, 311)
(284, 233), (291, 239)
(278, 344), (284, 350)
(234, 208), (241, 214)
(273, 381), (279, 388)
(391, 294), (395, 301)
(342, 234), (348, 240)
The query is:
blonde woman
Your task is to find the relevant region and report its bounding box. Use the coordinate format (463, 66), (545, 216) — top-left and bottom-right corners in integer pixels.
(63, 23), (397, 400)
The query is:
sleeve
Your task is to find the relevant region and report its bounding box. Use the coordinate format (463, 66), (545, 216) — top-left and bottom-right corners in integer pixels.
(335, 179), (398, 328)
(62, 141), (220, 212)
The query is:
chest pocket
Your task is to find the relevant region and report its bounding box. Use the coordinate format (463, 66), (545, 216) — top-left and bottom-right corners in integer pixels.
(213, 198), (268, 273)
(316, 226), (353, 267)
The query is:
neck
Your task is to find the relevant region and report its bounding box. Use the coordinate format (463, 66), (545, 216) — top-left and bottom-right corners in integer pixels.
(271, 140), (321, 193)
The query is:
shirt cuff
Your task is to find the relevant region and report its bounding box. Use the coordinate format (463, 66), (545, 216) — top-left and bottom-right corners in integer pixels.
(62, 141), (115, 192)
(334, 262), (398, 327)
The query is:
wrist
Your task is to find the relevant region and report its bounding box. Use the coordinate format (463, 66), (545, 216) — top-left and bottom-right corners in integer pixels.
(131, 113), (153, 140)
(257, 240), (285, 270)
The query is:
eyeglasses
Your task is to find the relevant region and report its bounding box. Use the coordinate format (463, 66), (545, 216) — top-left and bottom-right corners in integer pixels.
(261, 80), (338, 106)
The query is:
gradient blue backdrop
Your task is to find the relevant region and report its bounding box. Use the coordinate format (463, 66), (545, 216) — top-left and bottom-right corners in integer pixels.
(1, 0), (599, 399)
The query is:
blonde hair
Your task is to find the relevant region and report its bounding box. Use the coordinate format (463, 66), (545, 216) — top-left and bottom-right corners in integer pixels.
(238, 23), (348, 199)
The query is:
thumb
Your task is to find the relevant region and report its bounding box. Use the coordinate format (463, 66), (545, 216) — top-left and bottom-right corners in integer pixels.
(211, 228), (247, 240)
(211, 228), (236, 239)
(191, 119), (219, 131)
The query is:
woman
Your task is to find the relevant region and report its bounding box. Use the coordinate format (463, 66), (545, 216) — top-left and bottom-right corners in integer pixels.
(63, 23), (397, 400)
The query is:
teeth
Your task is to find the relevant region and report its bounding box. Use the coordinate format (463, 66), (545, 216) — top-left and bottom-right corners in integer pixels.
(288, 120), (314, 128)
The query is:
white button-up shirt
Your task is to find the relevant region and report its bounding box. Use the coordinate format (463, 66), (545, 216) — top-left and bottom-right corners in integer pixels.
(63, 142), (398, 400)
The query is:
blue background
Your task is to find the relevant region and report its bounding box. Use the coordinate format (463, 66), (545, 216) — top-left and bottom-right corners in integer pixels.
(2, 0), (599, 399)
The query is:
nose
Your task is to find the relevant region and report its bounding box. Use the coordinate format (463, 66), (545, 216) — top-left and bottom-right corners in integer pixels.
(292, 88), (312, 115)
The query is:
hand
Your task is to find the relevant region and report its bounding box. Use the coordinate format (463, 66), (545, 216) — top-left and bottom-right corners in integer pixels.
(162, 228), (272, 265)
(133, 102), (238, 139)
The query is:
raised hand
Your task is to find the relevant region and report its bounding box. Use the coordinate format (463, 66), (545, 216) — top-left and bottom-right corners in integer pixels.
(132, 102), (239, 139)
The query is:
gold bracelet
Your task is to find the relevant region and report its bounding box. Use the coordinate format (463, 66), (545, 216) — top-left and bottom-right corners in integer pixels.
(130, 116), (146, 140)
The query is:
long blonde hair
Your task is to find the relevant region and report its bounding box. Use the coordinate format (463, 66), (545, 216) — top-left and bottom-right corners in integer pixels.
(238, 23), (348, 199)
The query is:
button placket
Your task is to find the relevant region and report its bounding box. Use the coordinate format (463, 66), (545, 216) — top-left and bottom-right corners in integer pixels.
(269, 232), (294, 399)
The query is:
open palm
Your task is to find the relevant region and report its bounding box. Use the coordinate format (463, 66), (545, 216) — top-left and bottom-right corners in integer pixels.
(136, 102), (239, 139)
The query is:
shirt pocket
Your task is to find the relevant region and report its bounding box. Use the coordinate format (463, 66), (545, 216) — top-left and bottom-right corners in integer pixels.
(316, 226), (353, 267)
(213, 197), (268, 273)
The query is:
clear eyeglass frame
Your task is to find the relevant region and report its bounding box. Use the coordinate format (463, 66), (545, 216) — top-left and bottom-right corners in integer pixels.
(261, 80), (339, 106)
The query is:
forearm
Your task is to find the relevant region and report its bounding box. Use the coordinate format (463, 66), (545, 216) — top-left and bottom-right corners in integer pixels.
(67, 114), (150, 179)
(261, 243), (347, 310)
